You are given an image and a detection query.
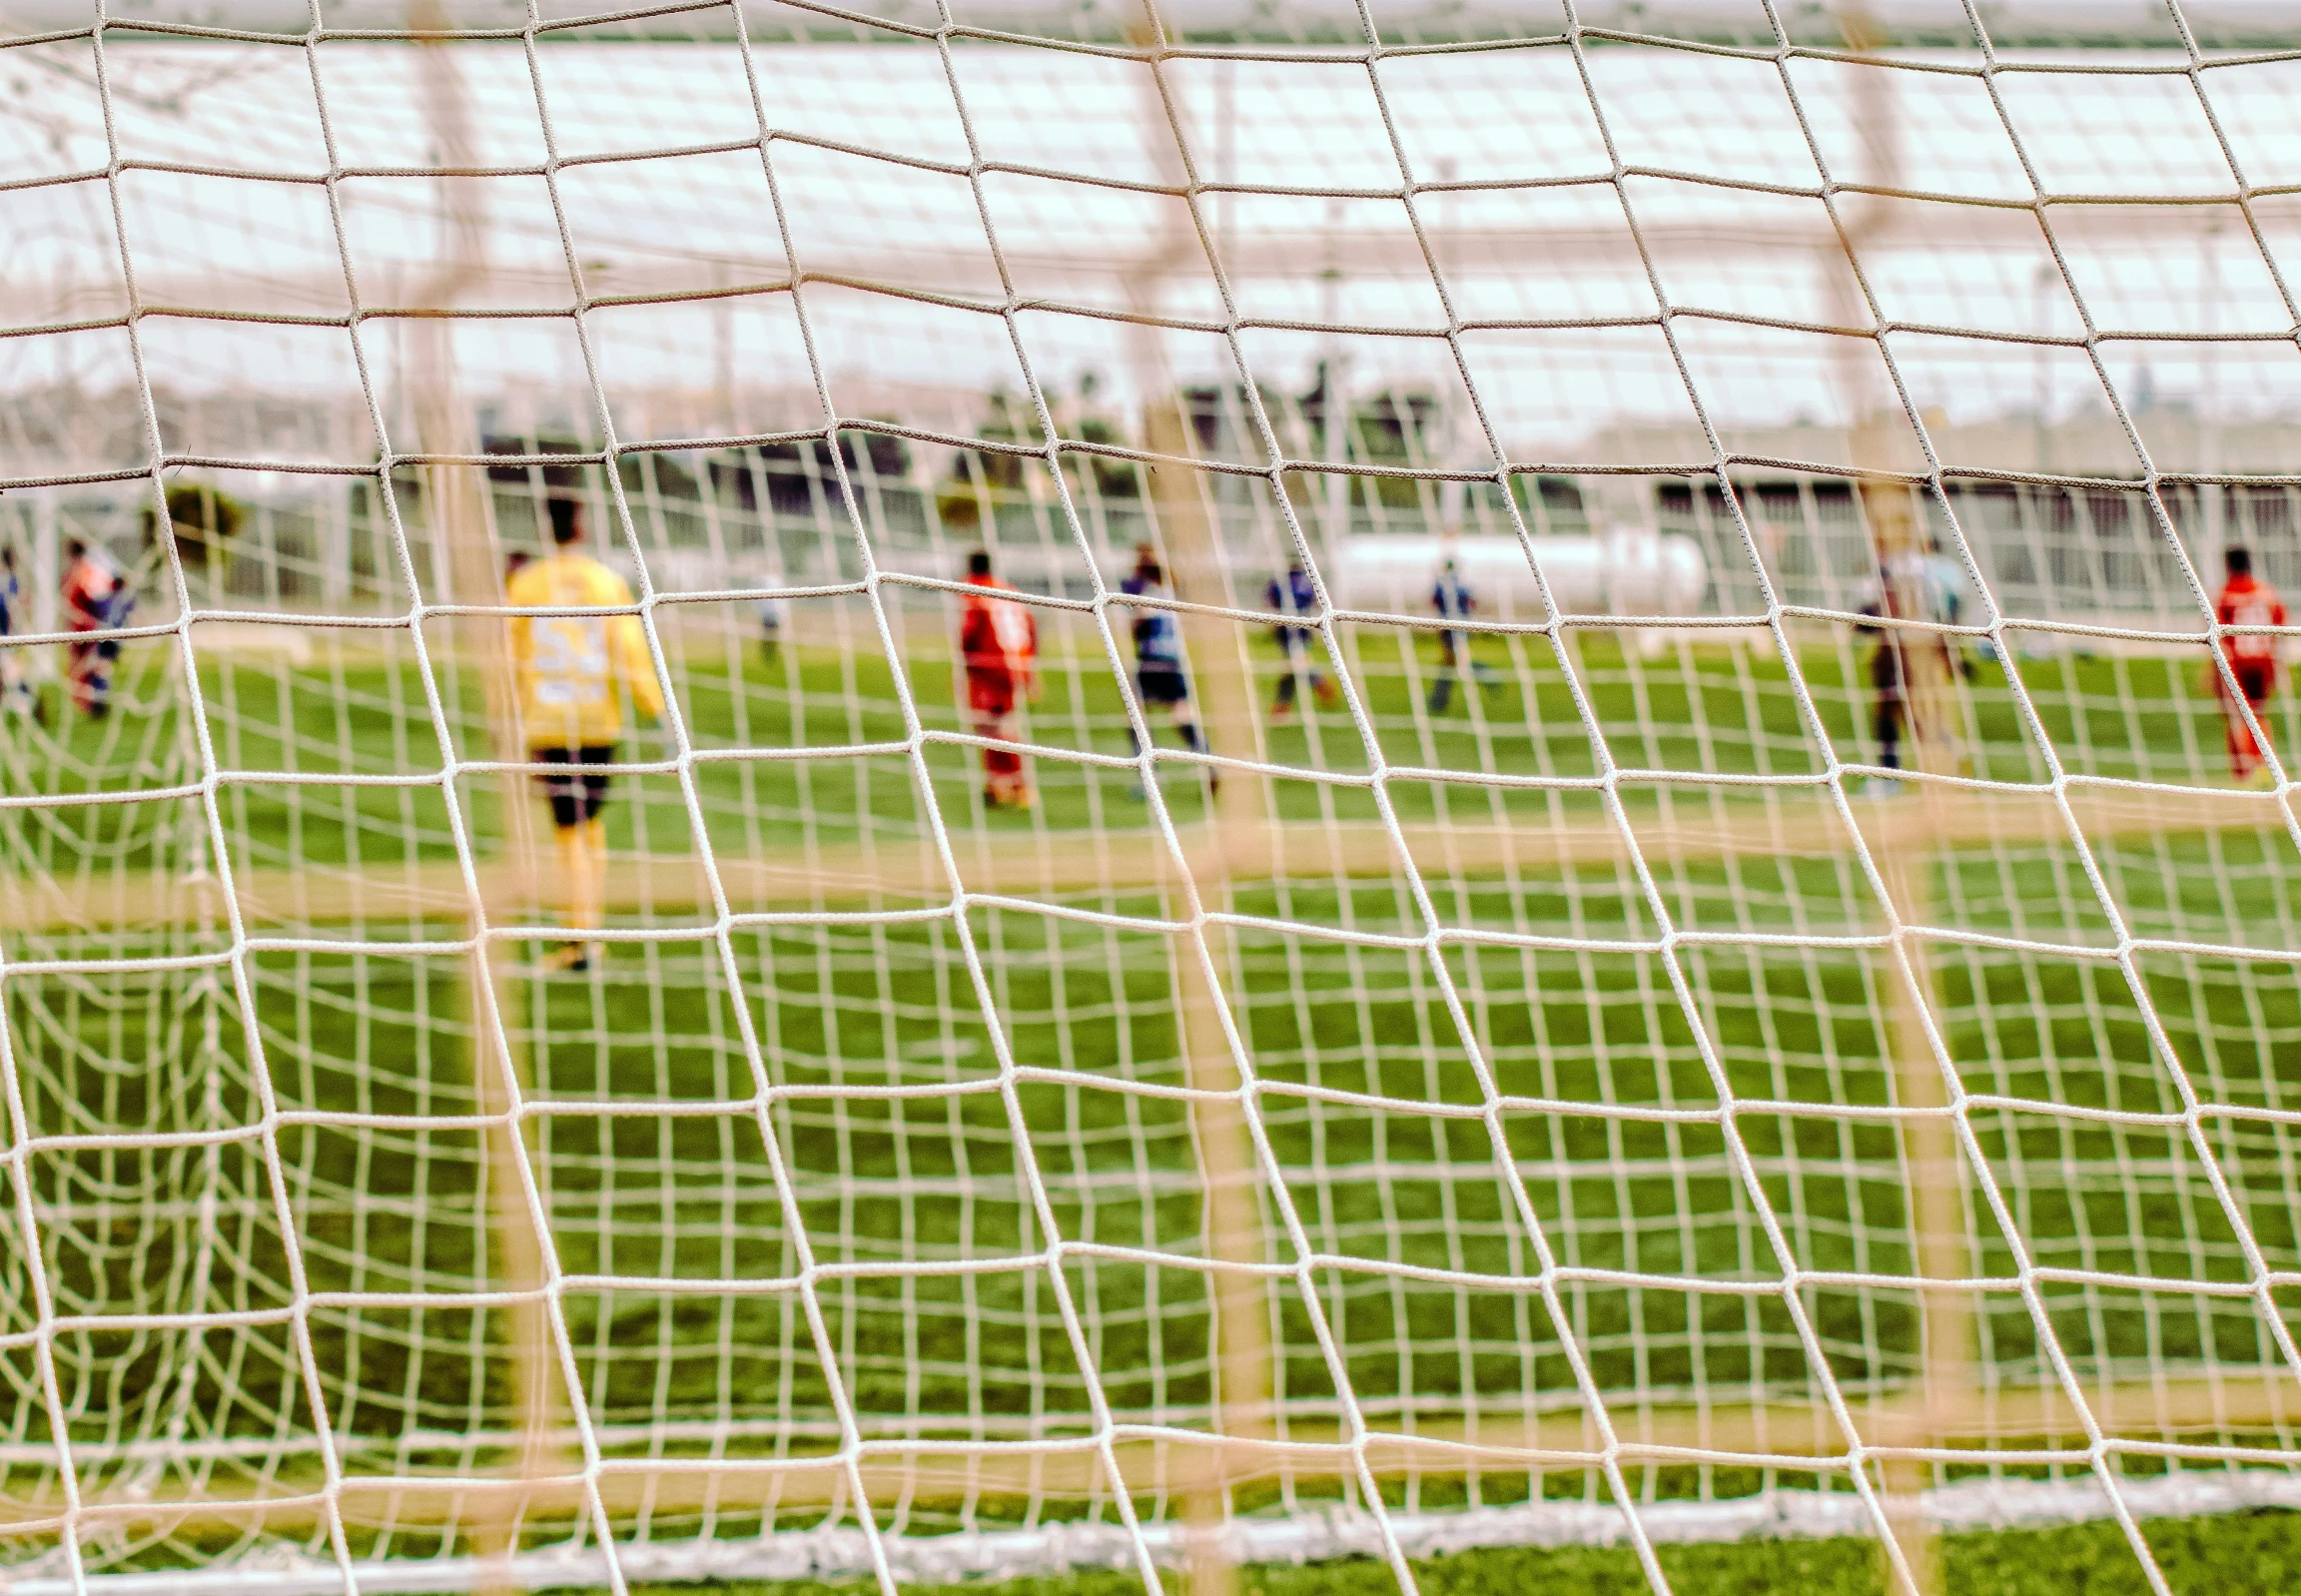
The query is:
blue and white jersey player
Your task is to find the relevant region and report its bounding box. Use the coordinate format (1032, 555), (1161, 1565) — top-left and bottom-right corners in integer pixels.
(1266, 557), (1339, 718)
(1427, 555), (1500, 712)
(1119, 545), (1210, 797)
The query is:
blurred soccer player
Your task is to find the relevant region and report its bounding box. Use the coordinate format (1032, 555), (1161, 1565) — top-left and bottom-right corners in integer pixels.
(759, 591), (787, 667)
(2213, 545), (2286, 786)
(1855, 561), (1955, 794)
(1427, 555), (1498, 713)
(960, 548), (1039, 809)
(60, 538), (134, 719)
(508, 497), (665, 971)
(1120, 545), (1210, 799)
(1266, 557), (1337, 718)
(0, 545), (32, 718)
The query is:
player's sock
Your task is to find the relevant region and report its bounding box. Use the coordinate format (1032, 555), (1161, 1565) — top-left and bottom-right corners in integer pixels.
(581, 818), (608, 938)
(555, 826), (585, 919)
(551, 826), (593, 967)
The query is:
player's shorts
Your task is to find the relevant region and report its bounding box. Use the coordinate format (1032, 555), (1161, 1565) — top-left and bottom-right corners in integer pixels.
(967, 667), (1018, 719)
(1137, 666), (1189, 706)
(535, 743), (616, 829)
(2229, 660), (2275, 707)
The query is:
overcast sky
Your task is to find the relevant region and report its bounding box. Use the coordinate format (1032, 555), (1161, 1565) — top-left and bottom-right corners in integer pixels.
(7, 33), (2301, 468)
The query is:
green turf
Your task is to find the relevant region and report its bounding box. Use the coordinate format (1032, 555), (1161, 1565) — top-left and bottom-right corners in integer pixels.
(4, 622), (2300, 1588)
(6, 620), (2280, 867)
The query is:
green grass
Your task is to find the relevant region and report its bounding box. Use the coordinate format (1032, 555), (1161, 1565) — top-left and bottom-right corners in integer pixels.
(595, 1506), (2301, 1592)
(6, 618), (2283, 867)
(5, 622), (2301, 1589)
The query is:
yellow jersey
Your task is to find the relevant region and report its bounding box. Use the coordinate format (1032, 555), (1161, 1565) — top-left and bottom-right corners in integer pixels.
(506, 552), (665, 749)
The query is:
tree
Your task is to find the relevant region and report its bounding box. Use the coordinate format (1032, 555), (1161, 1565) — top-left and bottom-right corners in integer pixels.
(144, 481), (246, 581)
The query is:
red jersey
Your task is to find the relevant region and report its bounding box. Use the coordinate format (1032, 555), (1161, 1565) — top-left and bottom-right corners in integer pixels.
(960, 573), (1036, 716)
(2218, 573), (2286, 672)
(61, 552), (127, 632)
(961, 574), (1036, 678)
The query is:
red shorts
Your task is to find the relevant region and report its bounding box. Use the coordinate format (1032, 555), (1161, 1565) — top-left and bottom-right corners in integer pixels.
(2224, 659), (2275, 707)
(967, 667), (1017, 718)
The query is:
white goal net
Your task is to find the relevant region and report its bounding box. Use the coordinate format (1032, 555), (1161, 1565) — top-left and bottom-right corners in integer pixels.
(6, 1), (2301, 1592)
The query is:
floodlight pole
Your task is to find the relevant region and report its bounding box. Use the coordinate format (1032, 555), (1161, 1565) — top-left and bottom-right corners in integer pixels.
(1321, 203), (1349, 549)
(2033, 264), (2053, 474)
(712, 258), (736, 430)
(2200, 217), (2224, 567)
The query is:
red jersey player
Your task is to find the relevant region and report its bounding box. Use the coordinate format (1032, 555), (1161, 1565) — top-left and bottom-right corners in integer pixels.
(2212, 545), (2286, 786)
(61, 538), (135, 719)
(959, 548), (1039, 809)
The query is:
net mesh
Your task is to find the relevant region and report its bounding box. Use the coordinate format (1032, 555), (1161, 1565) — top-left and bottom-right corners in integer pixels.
(5, 2), (2301, 1591)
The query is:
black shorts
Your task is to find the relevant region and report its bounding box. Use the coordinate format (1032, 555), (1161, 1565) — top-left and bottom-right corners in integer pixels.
(2231, 660), (2275, 707)
(535, 743), (616, 829)
(1138, 666), (1190, 706)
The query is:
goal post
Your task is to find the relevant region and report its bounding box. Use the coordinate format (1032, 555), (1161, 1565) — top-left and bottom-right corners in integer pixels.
(7, 2), (2301, 1593)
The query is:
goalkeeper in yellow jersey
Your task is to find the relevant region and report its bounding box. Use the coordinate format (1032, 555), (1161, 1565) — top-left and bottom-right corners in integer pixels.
(508, 496), (665, 971)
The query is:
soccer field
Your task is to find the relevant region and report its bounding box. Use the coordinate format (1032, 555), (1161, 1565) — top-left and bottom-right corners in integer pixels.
(19, 0), (2301, 1581)
(8, 619), (2301, 1586)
